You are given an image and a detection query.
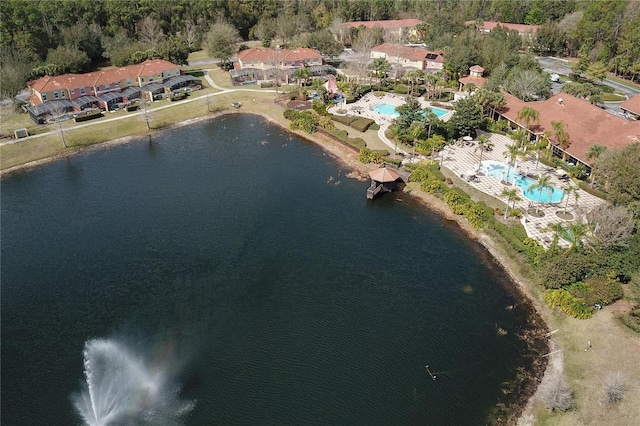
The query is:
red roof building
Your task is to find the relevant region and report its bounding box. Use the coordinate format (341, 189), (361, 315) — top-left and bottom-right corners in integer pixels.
(27, 59), (181, 105)
(498, 91), (640, 168)
(464, 20), (540, 37)
(236, 48), (324, 71)
(458, 65), (487, 90)
(338, 19), (423, 44)
(370, 43), (444, 71)
(620, 95), (640, 120)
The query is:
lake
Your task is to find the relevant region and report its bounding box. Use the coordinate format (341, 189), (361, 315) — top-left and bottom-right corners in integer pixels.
(1, 114), (546, 425)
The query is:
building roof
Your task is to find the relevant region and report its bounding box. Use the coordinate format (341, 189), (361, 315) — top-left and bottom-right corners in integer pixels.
(372, 43), (444, 63)
(458, 75), (487, 88)
(342, 19), (423, 30)
(464, 20), (540, 34)
(499, 91), (640, 164)
(27, 60), (180, 93)
(237, 48), (323, 63)
(469, 65), (485, 73)
(620, 94), (640, 116)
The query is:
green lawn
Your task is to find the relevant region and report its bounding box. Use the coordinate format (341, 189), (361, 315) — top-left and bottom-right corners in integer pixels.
(602, 93), (627, 102)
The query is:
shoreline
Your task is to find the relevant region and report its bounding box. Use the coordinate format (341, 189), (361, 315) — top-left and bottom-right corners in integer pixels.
(1, 107), (553, 424)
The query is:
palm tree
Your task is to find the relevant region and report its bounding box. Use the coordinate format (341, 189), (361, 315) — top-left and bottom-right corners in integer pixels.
(500, 188), (521, 219)
(423, 109), (438, 140)
(503, 143), (521, 181)
(586, 144), (606, 186)
(511, 128), (528, 149)
(516, 106), (539, 142)
(408, 120), (425, 158)
(424, 72), (438, 99)
(527, 175), (554, 214)
(475, 134), (494, 171)
(562, 186), (576, 214)
(551, 120), (570, 150)
(294, 66), (310, 87)
(565, 221), (588, 250)
(369, 57), (391, 87)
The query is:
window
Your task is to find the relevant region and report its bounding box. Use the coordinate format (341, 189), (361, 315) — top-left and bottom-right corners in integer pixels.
(80, 88), (86, 95)
(149, 76), (153, 82)
(54, 91), (59, 99)
(71, 89), (75, 95)
(42, 94), (48, 101)
(126, 78), (131, 85)
(105, 84), (110, 90)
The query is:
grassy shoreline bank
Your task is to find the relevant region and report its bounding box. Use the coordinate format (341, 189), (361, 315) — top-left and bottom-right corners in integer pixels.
(2, 72), (638, 425)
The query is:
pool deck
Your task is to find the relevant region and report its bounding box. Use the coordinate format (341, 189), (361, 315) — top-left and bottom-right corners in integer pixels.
(440, 131), (606, 248)
(328, 93), (454, 158)
(329, 93), (606, 248)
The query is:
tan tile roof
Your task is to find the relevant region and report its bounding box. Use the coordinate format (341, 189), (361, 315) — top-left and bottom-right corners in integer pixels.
(469, 65), (485, 73)
(342, 19), (423, 29)
(237, 48), (323, 64)
(499, 91), (640, 163)
(464, 20), (540, 34)
(620, 94), (640, 115)
(372, 43), (443, 63)
(27, 59), (179, 92)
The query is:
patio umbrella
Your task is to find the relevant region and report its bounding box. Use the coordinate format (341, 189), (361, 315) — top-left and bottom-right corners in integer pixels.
(369, 168), (400, 182)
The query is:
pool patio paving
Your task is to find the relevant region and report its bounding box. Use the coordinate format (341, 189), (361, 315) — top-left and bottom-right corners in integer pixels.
(439, 131), (605, 248)
(329, 94), (607, 248)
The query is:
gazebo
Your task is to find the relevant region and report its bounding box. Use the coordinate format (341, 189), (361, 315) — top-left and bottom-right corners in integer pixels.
(367, 167), (401, 199)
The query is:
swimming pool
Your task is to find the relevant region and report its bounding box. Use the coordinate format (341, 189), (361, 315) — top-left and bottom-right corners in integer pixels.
(370, 103), (448, 118)
(479, 160), (565, 203)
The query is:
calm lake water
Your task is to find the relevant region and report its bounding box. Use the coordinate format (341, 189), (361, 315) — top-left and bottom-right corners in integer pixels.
(1, 114), (545, 425)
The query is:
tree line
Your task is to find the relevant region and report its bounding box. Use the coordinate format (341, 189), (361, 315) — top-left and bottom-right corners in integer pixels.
(1, 0), (639, 100)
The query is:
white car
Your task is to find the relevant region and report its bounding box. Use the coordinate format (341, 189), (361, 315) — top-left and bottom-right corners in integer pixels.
(550, 74), (560, 83)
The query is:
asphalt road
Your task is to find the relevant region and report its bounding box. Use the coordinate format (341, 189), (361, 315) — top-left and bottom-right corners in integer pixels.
(537, 56), (639, 100)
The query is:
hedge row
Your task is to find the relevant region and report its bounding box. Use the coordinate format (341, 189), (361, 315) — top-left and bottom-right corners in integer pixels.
(320, 127), (366, 150)
(75, 110), (103, 122)
(576, 180), (607, 200)
(330, 114), (375, 132)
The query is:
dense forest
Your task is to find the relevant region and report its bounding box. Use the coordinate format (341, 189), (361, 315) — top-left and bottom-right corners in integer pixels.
(0, 0), (640, 97)
(1, 0), (639, 99)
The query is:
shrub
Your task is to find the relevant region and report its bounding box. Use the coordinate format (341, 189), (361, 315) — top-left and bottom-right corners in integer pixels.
(393, 84), (408, 94)
(543, 288), (593, 319)
(619, 308), (640, 333)
(420, 175), (445, 194)
(283, 108), (301, 120)
(604, 372), (626, 403)
(576, 180), (607, 200)
(288, 90), (299, 100)
(358, 147), (384, 164)
(350, 117), (375, 132)
(369, 123), (380, 130)
(569, 275), (623, 306)
(331, 114), (354, 125)
(541, 376), (574, 412)
(260, 81), (277, 88)
(312, 99), (329, 115)
(74, 110), (103, 122)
